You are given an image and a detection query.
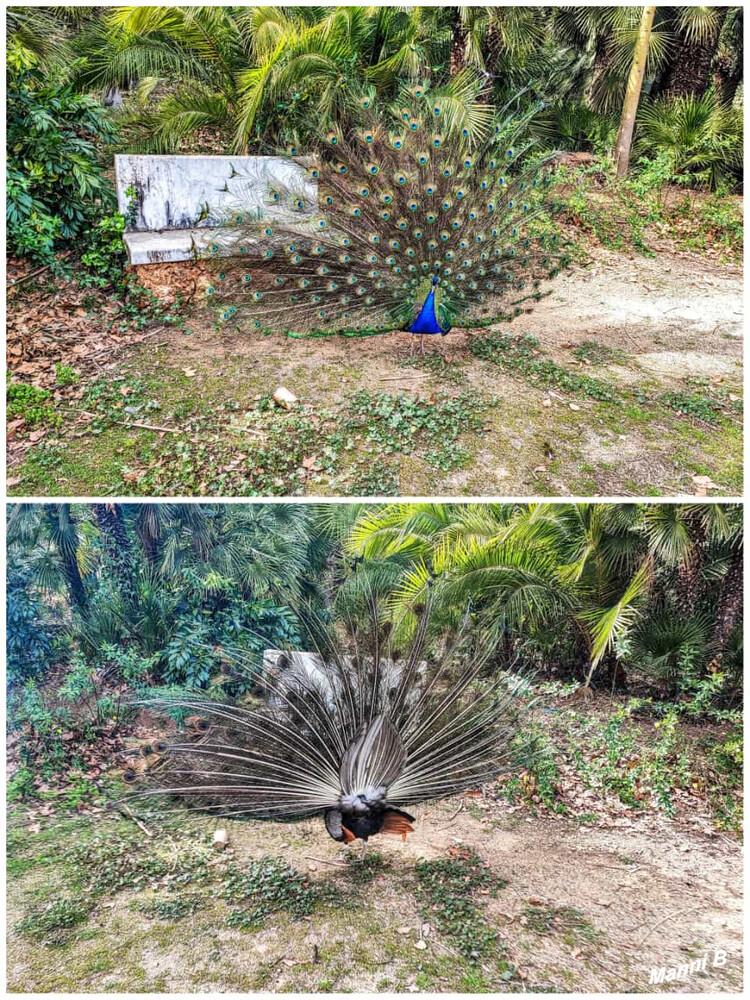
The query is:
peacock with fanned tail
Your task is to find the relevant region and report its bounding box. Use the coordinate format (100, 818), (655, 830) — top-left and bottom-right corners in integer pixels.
(205, 90), (568, 347)
(121, 601), (531, 846)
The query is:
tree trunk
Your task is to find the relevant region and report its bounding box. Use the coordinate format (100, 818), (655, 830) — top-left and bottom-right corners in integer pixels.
(586, 33), (614, 106)
(661, 8), (726, 98)
(450, 12), (467, 76)
(712, 10), (743, 106)
(712, 546), (743, 652)
(675, 512), (707, 618)
(93, 503), (138, 610)
(45, 505), (87, 611)
(614, 5), (656, 178)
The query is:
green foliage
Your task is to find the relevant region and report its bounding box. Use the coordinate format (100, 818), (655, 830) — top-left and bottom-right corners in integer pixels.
(569, 706), (691, 817)
(470, 334), (617, 402)
(7, 379), (60, 427)
(6, 568), (55, 686)
(17, 897), (93, 940)
(636, 93), (743, 191)
(7, 74), (117, 263)
(507, 726), (565, 814)
(66, 829), (214, 895)
(532, 103), (618, 154)
(79, 211), (128, 287)
(523, 903), (598, 945)
(222, 859), (332, 928)
(348, 390), (491, 469)
(658, 389), (725, 423)
(572, 341), (627, 366)
(414, 851), (505, 960)
(55, 363), (79, 388)
(342, 850), (391, 885)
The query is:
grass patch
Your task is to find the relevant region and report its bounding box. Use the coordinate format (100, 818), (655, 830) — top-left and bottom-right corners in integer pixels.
(572, 340), (627, 366)
(222, 858), (334, 930)
(342, 850), (391, 885)
(17, 897), (93, 941)
(523, 903), (599, 946)
(134, 893), (205, 921)
(397, 351), (468, 385)
(65, 828), (215, 895)
(470, 334), (617, 402)
(414, 849), (505, 961)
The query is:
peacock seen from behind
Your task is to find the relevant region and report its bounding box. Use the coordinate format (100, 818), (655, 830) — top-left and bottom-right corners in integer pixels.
(208, 89), (568, 345)
(122, 602), (530, 847)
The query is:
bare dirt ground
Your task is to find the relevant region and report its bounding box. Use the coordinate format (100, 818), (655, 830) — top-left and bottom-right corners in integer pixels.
(6, 792), (742, 994)
(7, 247), (743, 498)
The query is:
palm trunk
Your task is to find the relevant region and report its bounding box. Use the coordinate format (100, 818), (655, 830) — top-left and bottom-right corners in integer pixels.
(450, 13), (467, 76)
(586, 33), (614, 106)
(712, 546), (743, 653)
(712, 12), (743, 107)
(675, 512), (707, 618)
(614, 5), (656, 178)
(661, 9), (726, 98)
(93, 503), (138, 610)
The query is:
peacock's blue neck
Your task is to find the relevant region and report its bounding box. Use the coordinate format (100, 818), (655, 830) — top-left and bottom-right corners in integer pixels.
(407, 276), (446, 335)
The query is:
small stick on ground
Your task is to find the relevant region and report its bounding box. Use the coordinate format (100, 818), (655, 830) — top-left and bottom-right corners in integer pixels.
(634, 907), (690, 947)
(115, 803), (153, 838)
(304, 856), (348, 867)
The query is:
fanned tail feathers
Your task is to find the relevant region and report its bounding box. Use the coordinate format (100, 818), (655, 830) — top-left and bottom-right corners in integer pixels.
(122, 601), (531, 821)
(206, 89), (568, 336)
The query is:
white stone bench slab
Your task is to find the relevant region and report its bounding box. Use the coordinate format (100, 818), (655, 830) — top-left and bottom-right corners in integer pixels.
(115, 154), (315, 265)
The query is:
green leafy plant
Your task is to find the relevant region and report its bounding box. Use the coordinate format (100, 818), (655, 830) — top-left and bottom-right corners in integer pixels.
(636, 93), (743, 191)
(471, 334), (617, 402)
(414, 851), (505, 960)
(54, 364), (79, 388)
(222, 858), (332, 928)
(7, 74), (117, 263)
(7, 379), (60, 427)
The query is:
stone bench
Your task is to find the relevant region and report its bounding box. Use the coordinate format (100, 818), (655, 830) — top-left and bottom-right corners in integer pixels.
(114, 154), (316, 265)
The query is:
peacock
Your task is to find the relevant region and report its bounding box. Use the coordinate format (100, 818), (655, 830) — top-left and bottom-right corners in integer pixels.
(121, 601), (531, 847)
(206, 89), (568, 348)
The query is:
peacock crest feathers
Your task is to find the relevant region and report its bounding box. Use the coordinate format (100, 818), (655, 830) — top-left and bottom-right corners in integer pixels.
(206, 90), (569, 338)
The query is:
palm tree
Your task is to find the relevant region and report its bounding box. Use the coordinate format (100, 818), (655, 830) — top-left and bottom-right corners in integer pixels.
(345, 502), (651, 687)
(6, 6), (72, 76)
(614, 5), (656, 177)
(92, 503), (138, 610)
(7, 503), (92, 610)
(659, 6), (727, 98)
(712, 7), (744, 106)
(70, 6), (499, 153)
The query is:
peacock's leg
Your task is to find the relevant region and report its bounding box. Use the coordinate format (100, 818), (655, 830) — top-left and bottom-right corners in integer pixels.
(420, 335), (425, 356)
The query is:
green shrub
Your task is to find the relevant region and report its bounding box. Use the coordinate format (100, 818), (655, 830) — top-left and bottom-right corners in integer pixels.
(79, 211), (128, 288)
(7, 568), (55, 686)
(7, 73), (117, 263)
(17, 898), (93, 939)
(636, 93), (743, 191)
(7, 379), (59, 426)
